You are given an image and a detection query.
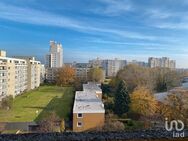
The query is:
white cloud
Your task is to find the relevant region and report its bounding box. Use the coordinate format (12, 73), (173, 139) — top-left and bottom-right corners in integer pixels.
(90, 0), (132, 16)
(0, 2), (157, 41)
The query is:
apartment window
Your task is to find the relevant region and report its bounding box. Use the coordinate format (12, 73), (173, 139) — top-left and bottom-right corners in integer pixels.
(77, 121), (83, 127)
(77, 113), (83, 118)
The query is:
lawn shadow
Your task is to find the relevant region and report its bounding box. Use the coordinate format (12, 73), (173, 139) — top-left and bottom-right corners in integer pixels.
(34, 87), (74, 129)
(23, 106), (45, 109)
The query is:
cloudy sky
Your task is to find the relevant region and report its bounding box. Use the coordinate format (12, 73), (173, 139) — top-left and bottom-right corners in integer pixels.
(0, 0), (188, 68)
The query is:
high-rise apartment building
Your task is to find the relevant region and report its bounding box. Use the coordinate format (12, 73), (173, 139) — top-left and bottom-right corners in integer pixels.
(45, 41), (63, 82)
(148, 57), (176, 69)
(0, 50), (41, 99)
(45, 41), (63, 68)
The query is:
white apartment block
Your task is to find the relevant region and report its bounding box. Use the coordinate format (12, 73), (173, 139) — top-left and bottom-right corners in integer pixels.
(45, 41), (63, 82)
(0, 50), (41, 99)
(45, 40), (63, 68)
(148, 57), (176, 69)
(40, 64), (45, 84)
(0, 52), (27, 98)
(45, 68), (57, 83)
(13, 56), (41, 91)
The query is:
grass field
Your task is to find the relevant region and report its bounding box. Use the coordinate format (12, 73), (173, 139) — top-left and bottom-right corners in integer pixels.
(0, 85), (74, 122)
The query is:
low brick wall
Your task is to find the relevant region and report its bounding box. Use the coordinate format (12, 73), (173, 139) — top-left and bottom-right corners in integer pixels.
(0, 129), (187, 141)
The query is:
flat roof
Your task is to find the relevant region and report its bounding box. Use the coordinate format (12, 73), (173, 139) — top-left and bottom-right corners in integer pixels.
(0, 57), (26, 62)
(83, 82), (102, 93)
(73, 91), (105, 113)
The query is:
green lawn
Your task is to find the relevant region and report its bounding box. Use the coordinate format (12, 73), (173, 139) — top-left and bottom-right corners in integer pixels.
(0, 85), (74, 122)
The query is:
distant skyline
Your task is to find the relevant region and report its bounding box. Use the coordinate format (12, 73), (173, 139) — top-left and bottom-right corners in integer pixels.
(0, 0), (188, 68)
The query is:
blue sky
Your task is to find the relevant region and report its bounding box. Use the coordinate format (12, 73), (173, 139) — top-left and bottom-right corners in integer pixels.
(0, 0), (188, 68)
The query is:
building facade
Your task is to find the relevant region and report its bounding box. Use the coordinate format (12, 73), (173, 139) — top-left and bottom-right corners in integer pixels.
(73, 82), (105, 132)
(45, 40), (63, 68)
(45, 41), (63, 82)
(148, 57), (176, 69)
(0, 51), (27, 98)
(72, 63), (90, 80)
(40, 64), (45, 84)
(89, 58), (127, 77)
(0, 50), (41, 99)
(12, 56), (41, 91)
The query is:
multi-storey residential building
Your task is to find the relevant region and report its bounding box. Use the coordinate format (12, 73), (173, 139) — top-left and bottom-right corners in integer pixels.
(169, 60), (176, 69)
(45, 41), (63, 82)
(73, 63), (90, 80)
(40, 64), (45, 84)
(0, 51), (28, 98)
(45, 68), (57, 83)
(45, 40), (63, 68)
(89, 58), (127, 77)
(73, 82), (105, 132)
(148, 57), (176, 69)
(0, 53), (7, 100)
(0, 51), (42, 99)
(13, 56), (41, 91)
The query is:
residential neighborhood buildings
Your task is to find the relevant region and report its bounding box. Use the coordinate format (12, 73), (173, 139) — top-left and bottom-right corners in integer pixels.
(0, 50), (41, 99)
(148, 57), (176, 69)
(72, 63), (91, 80)
(12, 56), (41, 91)
(73, 82), (105, 132)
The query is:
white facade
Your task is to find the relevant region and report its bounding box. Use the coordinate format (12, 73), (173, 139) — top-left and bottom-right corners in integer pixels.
(46, 41), (63, 68)
(0, 51), (42, 99)
(148, 57), (176, 69)
(0, 56), (27, 97)
(73, 82), (104, 114)
(45, 41), (63, 82)
(40, 64), (45, 83)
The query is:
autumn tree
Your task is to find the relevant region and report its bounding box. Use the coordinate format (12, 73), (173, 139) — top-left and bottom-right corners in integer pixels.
(114, 80), (130, 116)
(164, 91), (188, 121)
(151, 68), (182, 92)
(117, 64), (153, 93)
(88, 67), (105, 83)
(156, 102), (173, 120)
(117, 65), (182, 93)
(130, 86), (157, 116)
(55, 65), (76, 86)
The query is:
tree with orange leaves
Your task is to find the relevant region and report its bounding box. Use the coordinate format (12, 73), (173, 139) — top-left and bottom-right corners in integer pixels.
(55, 65), (76, 86)
(130, 86), (157, 116)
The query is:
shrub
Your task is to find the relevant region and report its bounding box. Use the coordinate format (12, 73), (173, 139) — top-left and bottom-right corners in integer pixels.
(103, 120), (125, 131)
(0, 96), (13, 110)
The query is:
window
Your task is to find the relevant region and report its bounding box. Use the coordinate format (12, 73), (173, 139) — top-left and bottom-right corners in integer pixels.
(77, 113), (83, 118)
(77, 121), (82, 127)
